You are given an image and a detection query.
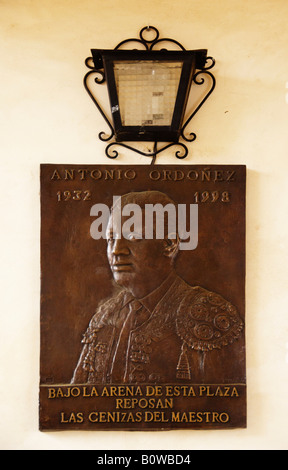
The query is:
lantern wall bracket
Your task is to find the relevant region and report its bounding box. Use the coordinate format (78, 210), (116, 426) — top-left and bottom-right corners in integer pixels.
(84, 26), (216, 163)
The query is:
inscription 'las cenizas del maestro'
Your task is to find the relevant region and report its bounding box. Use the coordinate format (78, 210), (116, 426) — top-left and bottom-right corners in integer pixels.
(39, 164), (246, 431)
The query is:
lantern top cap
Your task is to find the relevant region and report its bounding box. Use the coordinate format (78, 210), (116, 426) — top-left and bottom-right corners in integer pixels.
(91, 49), (208, 71)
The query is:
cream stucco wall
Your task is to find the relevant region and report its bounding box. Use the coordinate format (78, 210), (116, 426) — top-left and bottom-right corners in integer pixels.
(1, 0), (288, 450)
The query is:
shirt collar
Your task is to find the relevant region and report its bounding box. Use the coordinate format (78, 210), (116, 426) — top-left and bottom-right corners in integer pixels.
(138, 271), (177, 314)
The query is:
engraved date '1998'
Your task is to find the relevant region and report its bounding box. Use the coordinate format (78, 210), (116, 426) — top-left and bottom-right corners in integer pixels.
(193, 191), (230, 203)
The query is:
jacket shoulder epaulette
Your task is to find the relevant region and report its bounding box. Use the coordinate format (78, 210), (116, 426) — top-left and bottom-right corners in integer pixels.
(176, 286), (244, 352)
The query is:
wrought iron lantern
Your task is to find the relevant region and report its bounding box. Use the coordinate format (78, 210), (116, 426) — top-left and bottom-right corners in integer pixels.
(84, 26), (216, 162)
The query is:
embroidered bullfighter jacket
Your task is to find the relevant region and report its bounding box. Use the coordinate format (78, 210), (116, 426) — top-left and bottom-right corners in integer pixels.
(71, 274), (244, 384)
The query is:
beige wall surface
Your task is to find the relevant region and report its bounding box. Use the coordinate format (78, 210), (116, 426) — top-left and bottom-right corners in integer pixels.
(1, 0), (288, 450)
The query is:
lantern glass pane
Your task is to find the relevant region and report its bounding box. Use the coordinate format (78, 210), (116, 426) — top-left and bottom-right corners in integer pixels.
(114, 61), (183, 127)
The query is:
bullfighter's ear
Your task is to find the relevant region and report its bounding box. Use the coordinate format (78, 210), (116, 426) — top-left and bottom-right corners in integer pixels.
(163, 233), (179, 259)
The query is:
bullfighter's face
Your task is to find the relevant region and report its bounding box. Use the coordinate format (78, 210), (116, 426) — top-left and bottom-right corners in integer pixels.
(106, 210), (174, 299)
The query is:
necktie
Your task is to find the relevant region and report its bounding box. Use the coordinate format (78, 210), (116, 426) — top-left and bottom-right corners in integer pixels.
(110, 300), (143, 382)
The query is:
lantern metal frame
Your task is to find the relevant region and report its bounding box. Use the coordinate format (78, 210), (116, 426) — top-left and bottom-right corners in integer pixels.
(84, 26), (216, 162)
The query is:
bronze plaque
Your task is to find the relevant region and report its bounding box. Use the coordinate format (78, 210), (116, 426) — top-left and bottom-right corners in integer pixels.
(39, 164), (246, 430)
